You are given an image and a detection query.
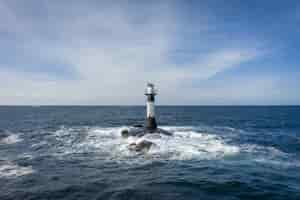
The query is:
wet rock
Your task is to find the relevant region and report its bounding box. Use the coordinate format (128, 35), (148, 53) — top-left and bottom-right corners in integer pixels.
(156, 128), (173, 136)
(128, 140), (154, 152)
(121, 129), (129, 138)
(122, 127), (173, 138)
(133, 124), (143, 128)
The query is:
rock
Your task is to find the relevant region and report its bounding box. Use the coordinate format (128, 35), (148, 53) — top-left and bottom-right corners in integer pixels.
(128, 140), (154, 152)
(121, 126), (173, 153)
(128, 143), (137, 151)
(133, 124), (143, 128)
(121, 129), (129, 138)
(156, 128), (173, 136)
(121, 127), (173, 138)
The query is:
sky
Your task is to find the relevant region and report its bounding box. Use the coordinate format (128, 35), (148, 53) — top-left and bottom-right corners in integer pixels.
(0, 0), (300, 105)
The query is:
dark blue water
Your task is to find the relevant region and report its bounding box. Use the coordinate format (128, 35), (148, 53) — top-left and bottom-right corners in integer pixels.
(0, 106), (299, 200)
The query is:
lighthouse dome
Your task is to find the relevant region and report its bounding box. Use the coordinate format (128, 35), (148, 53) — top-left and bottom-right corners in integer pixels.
(145, 83), (157, 95)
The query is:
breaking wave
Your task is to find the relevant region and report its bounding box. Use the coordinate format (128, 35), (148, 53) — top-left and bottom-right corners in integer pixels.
(24, 125), (296, 167)
(48, 126), (239, 162)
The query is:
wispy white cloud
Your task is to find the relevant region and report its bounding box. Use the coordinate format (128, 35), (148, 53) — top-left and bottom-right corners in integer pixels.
(0, 0), (285, 105)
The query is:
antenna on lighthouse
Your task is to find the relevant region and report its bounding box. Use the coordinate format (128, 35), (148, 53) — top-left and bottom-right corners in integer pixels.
(145, 82), (157, 131)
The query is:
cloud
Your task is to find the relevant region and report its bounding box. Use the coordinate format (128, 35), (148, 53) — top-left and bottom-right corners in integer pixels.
(0, 0), (276, 105)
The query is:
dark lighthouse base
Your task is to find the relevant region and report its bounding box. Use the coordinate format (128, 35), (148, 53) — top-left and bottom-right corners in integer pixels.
(145, 117), (157, 131)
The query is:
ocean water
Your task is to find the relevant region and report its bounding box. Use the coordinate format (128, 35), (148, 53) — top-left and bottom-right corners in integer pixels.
(0, 106), (299, 200)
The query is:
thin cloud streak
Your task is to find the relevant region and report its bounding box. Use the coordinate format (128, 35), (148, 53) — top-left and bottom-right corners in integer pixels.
(0, 0), (293, 105)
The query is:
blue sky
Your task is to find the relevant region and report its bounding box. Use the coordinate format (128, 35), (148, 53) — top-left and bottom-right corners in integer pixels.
(0, 0), (299, 105)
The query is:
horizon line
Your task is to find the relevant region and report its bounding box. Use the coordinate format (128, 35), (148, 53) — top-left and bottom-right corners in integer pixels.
(0, 105), (299, 107)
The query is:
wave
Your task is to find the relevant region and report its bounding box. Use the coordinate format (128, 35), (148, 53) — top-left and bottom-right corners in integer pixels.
(46, 126), (239, 162)
(239, 144), (300, 167)
(24, 125), (299, 167)
(0, 132), (23, 145)
(0, 162), (34, 178)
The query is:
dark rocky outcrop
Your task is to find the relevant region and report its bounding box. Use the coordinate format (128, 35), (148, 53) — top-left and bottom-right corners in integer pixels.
(121, 129), (129, 138)
(121, 127), (172, 153)
(128, 140), (154, 152)
(121, 127), (172, 139)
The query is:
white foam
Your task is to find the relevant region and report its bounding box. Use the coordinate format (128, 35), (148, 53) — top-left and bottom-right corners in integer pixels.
(252, 158), (300, 167)
(49, 126), (240, 162)
(31, 141), (48, 148)
(241, 144), (287, 157)
(0, 134), (22, 145)
(237, 144), (300, 167)
(46, 126), (300, 167)
(0, 163), (34, 178)
(144, 129), (240, 160)
(18, 153), (35, 160)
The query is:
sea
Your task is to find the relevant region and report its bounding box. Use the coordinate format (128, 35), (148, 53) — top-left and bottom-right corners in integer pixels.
(0, 106), (299, 200)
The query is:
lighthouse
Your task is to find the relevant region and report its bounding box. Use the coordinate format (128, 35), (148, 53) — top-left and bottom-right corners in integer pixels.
(145, 83), (157, 131)
(120, 82), (172, 150)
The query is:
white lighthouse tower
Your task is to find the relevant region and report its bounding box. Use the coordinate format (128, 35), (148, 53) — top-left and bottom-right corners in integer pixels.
(145, 83), (157, 131)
